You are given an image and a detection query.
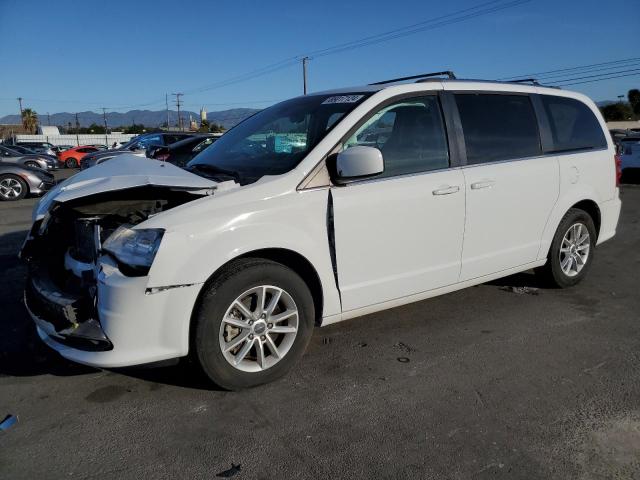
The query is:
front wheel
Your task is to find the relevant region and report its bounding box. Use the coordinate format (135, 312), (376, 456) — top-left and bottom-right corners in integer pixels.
(65, 157), (78, 168)
(0, 174), (28, 201)
(192, 258), (315, 390)
(535, 208), (597, 288)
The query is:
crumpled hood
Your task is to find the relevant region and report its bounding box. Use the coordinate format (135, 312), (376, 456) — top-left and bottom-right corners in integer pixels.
(33, 154), (218, 220)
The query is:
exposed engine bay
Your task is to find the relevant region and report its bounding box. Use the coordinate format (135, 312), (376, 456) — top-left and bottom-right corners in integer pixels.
(22, 186), (209, 351)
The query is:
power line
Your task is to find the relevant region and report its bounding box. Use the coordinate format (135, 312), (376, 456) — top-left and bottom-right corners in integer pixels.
(532, 61), (640, 82)
(556, 72), (640, 87)
(551, 68), (640, 85)
(182, 0), (532, 95)
(499, 56), (640, 81)
(309, 0), (531, 59)
(4, 1), (532, 113)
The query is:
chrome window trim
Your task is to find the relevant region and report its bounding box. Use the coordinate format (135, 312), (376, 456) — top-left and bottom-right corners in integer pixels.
(334, 165), (461, 188)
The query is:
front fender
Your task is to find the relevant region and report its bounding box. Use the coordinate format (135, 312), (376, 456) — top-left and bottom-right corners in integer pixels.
(145, 188), (341, 318)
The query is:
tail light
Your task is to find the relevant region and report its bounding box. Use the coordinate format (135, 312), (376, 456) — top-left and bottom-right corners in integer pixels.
(614, 153), (622, 186)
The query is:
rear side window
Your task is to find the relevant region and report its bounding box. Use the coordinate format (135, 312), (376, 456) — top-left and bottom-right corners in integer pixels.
(455, 93), (541, 164)
(541, 96), (607, 152)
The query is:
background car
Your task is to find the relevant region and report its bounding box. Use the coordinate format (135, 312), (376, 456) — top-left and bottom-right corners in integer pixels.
(6, 144), (37, 155)
(620, 136), (640, 182)
(58, 145), (101, 168)
(51, 145), (74, 155)
(7, 144), (59, 163)
(0, 162), (55, 201)
(0, 144), (57, 170)
(15, 141), (56, 157)
(80, 132), (195, 169)
(146, 134), (217, 166)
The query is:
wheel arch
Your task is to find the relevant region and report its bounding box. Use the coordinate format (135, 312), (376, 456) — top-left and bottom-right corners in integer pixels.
(538, 191), (603, 260)
(191, 247), (325, 328)
(571, 199), (601, 239)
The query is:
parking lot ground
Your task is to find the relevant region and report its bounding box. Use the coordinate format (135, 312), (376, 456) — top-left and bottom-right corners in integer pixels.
(1, 172), (639, 479)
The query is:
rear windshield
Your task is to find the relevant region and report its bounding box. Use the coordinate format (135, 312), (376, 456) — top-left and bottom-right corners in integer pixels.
(189, 93), (370, 184)
(540, 96), (607, 152)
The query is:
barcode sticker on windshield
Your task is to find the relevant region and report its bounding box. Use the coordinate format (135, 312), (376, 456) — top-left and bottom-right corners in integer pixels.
(322, 95), (364, 104)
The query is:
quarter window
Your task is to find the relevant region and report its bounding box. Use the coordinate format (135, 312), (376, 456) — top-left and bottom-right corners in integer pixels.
(344, 96), (450, 178)
(455, 93), (542, 164)
(541, 96), (607, 152)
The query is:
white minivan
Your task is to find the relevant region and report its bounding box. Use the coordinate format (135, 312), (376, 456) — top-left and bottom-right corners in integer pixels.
(22, 73), (622, 389)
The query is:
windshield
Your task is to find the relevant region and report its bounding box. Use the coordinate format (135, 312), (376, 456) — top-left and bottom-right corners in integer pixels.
(187, 93), (370, 184)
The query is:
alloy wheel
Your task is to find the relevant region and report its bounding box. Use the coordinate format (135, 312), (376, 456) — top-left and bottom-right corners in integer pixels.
(0, 178), (23, 199)
(559, 222), (590, 277)
(219, 285), (299, 373)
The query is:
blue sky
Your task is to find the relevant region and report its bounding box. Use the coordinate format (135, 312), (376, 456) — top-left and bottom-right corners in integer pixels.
(0, 0), (637, 117)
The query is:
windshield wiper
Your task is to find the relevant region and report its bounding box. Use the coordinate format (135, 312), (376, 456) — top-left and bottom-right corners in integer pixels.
(187, 164), (242, 183)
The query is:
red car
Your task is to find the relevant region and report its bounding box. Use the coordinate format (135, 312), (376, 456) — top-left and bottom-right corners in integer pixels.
(58, 145), (100, 168)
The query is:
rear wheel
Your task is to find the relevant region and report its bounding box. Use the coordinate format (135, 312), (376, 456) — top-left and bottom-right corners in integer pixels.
(192, 258), (315, 390)
(65, 157), (78, 168)
(0, 174), (28, 201)
(535, 208), (597, 288)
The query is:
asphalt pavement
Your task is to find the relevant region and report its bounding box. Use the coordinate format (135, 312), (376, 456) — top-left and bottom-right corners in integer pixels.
(1, 169), (639, 479)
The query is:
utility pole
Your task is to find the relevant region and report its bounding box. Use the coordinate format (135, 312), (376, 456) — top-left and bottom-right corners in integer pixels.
(302, 57), (309, 95)
(17, 97), (23, 116)
(172, 93), (183, 131)
(75, 113), (80, 146)
(102, 108), (109, 147)
(165, 94), (170, 131)
(47, 112), (51, 126)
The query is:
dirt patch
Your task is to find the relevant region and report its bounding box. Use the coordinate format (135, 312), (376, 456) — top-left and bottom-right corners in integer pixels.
(575, 414), (640, 479)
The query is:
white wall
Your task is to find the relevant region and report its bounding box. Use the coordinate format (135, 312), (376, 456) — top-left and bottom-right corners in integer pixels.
(15, 133), (136, 147)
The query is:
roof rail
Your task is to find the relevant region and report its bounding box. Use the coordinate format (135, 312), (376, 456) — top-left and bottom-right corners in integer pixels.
(508, 78), (540, 86)
(506, 78), (561, 89)
(370, 70), (456, 85)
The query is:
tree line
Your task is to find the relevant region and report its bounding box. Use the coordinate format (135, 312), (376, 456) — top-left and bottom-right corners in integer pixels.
(600, 89), (640, 122)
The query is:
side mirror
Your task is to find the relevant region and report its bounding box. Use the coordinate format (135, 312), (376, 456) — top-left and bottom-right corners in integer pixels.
(151, 146), (170, 161)
(333, 146), (384, 183)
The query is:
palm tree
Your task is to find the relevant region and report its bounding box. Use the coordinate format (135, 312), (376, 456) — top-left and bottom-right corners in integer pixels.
(21, 108), (38, 133)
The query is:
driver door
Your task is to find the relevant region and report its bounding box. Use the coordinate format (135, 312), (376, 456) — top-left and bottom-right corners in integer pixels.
(331, 95), (466, 313)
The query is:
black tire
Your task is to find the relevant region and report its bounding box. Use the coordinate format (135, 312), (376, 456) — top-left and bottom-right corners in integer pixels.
(65, 157), (78, 168)
(191, 258), (315, 390)
(0, 174), (28, 201)
(535, 208), (597, 288)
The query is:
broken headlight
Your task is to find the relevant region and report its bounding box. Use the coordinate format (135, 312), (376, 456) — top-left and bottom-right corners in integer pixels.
(103, 226), (164, 269)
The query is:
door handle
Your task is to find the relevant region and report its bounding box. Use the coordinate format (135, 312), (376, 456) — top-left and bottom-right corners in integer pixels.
(470, 180), (495, 190)
(432, 185), (460, 195)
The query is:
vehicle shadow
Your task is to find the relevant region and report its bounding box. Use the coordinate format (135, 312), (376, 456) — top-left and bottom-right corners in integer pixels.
(0, 230), (96, 377)
(115, 362), (222, 391)
(485, 270), (547, 289)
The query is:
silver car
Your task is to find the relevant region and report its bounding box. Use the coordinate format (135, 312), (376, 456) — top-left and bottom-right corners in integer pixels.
(0, 162), (55, 201)
(0, 144), (57, 170)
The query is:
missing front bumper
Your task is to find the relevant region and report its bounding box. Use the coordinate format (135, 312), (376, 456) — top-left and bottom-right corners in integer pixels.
(24, 268), (113, 352)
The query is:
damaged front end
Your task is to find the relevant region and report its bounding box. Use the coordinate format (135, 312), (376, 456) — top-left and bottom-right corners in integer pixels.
(22, 186), (210, 351)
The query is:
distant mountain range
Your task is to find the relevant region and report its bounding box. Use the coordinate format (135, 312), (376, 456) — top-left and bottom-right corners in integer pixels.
(0, 108), (260, 129)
